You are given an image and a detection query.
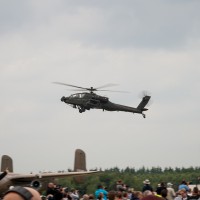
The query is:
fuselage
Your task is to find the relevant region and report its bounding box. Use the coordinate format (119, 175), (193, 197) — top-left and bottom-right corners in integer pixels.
(61, 92), (143, 113)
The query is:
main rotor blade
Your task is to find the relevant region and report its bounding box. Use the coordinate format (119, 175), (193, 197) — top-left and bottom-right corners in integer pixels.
(96, 83), (118, 90)
(69, 89), (129, 93)
(53, 82), (87, 90)
(98, 89), (129, 93)
(53, 82), (125, 93)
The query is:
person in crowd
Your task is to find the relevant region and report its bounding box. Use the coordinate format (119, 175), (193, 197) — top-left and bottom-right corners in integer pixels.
(82, 194), (89, 200)
(174, 189), (188, 200)
(178, 181), (190, 192)
(46, 182), (56, 200)
(143, 191), (153, 197)
(156, 182), (166, 197)
(116, 180), (126, 192)
(161, 189), (168, 200)
(166, 182), (176, 200)
(3, 186), (41, 200)
(142, 180), (153, 192)
(132, 191), (143, 200)
(54, 185), (64, 200)
(187, 187), (200, 200)
(107, 191), (116, 200)
(97, 193), (105, 200)
(95, 184), (108, 200)
(70, 188), (79, 200)
(89, 194), (95, 200)
(63, 193), (69, 200)
(116, 192), (123, 200)
(122, 192), (129, 200)
(127, 188), (134, 200)
(63, 187), (72, 200)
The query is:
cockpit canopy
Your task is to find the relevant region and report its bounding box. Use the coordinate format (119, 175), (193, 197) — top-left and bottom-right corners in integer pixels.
(70, 93), (86, 98)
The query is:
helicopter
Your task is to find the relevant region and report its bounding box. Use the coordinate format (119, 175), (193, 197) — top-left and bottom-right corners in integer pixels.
(53, 82), (151, 118)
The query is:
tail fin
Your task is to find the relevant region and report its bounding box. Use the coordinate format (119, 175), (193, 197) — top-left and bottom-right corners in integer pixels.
(74, 149), (86, 172)
(1, 155), (13, 172)
(74, 149), (87, 183)
(137, 96), (151, 111)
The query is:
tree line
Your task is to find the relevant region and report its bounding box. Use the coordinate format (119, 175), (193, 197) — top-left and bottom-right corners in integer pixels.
(57, 166), (200, 195)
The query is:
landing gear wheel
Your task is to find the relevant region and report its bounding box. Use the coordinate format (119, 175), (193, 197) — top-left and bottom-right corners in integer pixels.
(78, 107), (85, 113)
(142, 113), (146, 118)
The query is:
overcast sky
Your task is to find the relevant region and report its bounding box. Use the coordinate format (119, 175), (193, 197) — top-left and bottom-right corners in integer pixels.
(0, 1), (200, 173)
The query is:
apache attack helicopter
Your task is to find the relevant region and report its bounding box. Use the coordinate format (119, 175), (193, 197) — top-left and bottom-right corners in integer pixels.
(53, 82), (151, 118)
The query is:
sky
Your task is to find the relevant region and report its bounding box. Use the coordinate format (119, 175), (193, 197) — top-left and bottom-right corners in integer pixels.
(0, 0), (200, 173)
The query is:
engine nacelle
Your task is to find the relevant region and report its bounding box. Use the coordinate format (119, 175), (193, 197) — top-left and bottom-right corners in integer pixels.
(30, 180), (42, 190)
(86, 99), (100, 108)
(93, 95), (108, 103)
(90, 99), (100, 105)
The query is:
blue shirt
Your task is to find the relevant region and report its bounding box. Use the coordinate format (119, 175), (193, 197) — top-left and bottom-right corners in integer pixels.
(178, 184), (189, 192)
(95, 189), (108, 200)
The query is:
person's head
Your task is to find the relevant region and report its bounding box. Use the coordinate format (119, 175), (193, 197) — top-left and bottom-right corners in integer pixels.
(89, 194), (95, 199)
(179, 189), (187, 198)
(181, 180), (187, 185)
(97, 184), (103, 189)
(116, 191), (122, 199)
(160, 182), (165, 188)
(3, 186), (41, 200)
(143, 190), (153, 197)
(143, 180), (150, 185)
(167, 183), (173, 188)
(117, 180), (122, 184)
(48, 182), (55, 188)
(134, 191), (143, 199)
(192, 187), (199, 195)
(123, 192), (128, 198)
(108, 191), (116, 200)
(71, 188), (76, 193)
(82, 194), (89, 200)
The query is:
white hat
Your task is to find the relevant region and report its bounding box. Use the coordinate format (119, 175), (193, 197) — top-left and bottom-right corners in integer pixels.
(143, 179), (150, 184)
(167, 182), (173, 187)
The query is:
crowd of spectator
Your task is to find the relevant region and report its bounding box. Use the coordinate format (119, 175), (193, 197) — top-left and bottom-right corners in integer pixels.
(1, 178), (200, 200)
